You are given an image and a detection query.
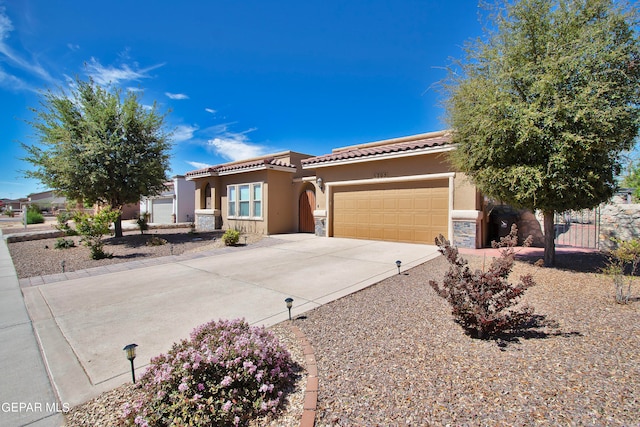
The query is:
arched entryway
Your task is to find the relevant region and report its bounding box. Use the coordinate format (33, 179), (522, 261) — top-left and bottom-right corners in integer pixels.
(299, 187), (316, 233)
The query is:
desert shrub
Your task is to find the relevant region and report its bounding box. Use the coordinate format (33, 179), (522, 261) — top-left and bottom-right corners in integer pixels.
(602, 238), (640, 304)
(54, 238), (75, 249)
(429, 225), (536, 339)
(136, 213), (149, 235)
(122, 318), (296, 427)
(145, 236), (167, 246)
(26, 205), (44, 224)
(223, 229), (241, 246)
(74, 208), (119, 260)
(3, 208), (15, 217)
(55, 211), (77, 235)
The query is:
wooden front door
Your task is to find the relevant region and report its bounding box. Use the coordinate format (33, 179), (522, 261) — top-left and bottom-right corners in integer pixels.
(299, 189), (315, 233)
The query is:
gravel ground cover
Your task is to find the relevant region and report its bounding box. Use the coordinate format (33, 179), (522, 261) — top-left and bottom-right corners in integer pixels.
(7, 228), (264, 279)
(296, 254), (640, 426)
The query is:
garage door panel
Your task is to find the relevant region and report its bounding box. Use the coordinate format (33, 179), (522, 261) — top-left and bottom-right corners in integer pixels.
(151, 198), (173, 224)
(332, 180), (449, 244)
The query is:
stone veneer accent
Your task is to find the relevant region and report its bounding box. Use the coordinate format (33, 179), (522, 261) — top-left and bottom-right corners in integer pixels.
(194, 209), (221, 231)
(313, 210), (327, 237)
(599, 203), (640, 250)
(451, 210), (483, 249)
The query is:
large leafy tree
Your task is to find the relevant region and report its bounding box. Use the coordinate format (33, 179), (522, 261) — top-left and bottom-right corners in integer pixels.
(443, 0), (640, 266)
(22, 78), (172, 237)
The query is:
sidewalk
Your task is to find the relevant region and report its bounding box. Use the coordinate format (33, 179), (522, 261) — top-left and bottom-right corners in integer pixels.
(0, 229), (64, 427)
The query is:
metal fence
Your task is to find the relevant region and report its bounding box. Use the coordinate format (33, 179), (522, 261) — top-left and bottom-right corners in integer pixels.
(554, 208), (600, 249)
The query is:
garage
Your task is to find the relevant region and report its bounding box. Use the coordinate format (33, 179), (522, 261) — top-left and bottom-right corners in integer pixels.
(331, 179), (449, 244)
(151, 198), (174, 224)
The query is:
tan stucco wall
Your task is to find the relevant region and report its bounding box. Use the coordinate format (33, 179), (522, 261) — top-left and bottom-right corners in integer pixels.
(453, 172), (481, 211)
(309, 151), (480, 212)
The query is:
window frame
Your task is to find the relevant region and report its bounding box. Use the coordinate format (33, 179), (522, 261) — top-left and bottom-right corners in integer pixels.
(227, 182), (263, 220)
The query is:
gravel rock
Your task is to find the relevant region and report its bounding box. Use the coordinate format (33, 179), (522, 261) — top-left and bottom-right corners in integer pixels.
(7, 228), (264, 279)
(296, 255), (640, 427)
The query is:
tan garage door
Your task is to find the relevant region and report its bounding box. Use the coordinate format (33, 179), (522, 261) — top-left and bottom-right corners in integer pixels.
(332, 180), (448, 244)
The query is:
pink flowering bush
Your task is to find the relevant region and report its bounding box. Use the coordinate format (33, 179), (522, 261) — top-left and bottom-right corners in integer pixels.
(122, 319), (296, 427)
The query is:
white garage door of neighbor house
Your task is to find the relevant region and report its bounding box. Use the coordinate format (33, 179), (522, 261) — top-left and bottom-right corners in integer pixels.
(332, 179), (449, 244)
(152, 198), (173, 224)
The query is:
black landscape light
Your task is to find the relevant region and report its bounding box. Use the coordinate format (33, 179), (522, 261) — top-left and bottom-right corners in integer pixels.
(396, 260), (402, 275)
(123, 343), (138, 384)
(285, 297), (294, 321)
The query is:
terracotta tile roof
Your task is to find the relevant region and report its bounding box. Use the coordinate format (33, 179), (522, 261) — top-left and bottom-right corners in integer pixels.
(186, 157), (296, 178)
(301, 132), (452, 167)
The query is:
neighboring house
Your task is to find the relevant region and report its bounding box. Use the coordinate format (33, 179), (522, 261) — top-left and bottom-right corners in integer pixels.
(186, 131), (484, 248)
(141, 175), (195, 224)
(0, 198), (27, 213)
(27, 190), (67, 213)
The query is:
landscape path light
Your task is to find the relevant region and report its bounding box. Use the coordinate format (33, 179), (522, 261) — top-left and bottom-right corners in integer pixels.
(396, 260), (402, 275)
(285, 297), (294, 321)
(123, 343), (138, 384)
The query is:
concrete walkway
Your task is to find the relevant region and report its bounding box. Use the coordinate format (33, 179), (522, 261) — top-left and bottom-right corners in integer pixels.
(6, 233), (439, 421)
(0, 229), (64, 427)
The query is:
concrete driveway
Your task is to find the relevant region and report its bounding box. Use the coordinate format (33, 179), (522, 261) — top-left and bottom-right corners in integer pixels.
(22, 234), (439, 408)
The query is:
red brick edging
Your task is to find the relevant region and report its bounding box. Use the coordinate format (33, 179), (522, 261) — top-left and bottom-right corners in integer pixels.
(290, 324), (317, 427)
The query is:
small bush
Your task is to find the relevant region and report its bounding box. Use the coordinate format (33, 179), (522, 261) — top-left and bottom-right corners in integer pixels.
(55, 211), (78, 235)
(26, 205), (45, 224)
(602, 238), (640, 304)
(74, 208), (119, 260)
(145, 236), (167, 246)
(429, 225), (536, 339)
(123, 318), (296, 427)
(54, 238), (76, 249)
(136, 213), (149, 235)
(223, 229), (241, 246)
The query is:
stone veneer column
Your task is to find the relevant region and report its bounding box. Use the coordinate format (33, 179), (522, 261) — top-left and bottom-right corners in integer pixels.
(451, 210), (483, 248)
(194, 209), (221, 231)
(313, 210), (327, 237)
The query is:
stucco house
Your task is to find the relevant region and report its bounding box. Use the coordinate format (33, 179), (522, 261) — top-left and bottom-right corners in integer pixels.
(141, 175), (195, 224)
(186, 130), (485, 248)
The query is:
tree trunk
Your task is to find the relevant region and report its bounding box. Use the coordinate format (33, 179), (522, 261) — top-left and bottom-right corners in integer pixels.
(114, 213), (123, 238)
(543, 210), (556, 267)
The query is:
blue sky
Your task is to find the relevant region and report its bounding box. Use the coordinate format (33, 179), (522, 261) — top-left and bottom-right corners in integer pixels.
(0, 1), (485, 199)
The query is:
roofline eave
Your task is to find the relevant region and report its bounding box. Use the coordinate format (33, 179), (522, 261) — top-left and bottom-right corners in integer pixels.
(302, 145), (456, 170)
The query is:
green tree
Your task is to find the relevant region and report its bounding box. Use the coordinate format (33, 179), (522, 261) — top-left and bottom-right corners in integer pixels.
(622, 159), (640, 201)
(22, 78), (171, 237)
(442, 0), (640, 266)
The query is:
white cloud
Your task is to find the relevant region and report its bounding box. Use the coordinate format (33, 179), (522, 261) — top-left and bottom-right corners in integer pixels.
(172, 124), (198, 143)
(67, 43), (80, 51)
(205, 108), (217, 114)
(207, 128), (267, 161)
(165, 92), (189, 100)
(0, 66), (31, 91)
(85, 57), (165, 86)
(186, 161), (212, 170)
(0, 7), (53, 83)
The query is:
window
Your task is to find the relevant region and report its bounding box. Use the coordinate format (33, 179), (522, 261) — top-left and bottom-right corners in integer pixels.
(204, 183), (211, 209)
(228, 182), (262, 219)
